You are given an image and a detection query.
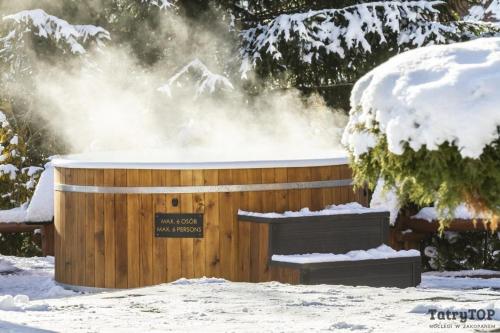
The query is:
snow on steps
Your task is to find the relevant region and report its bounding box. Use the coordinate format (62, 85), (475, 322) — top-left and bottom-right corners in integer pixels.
(239, 202), (387, 219)
(272, 244), (420, 264)
(273, 256), (421, 287)
(238, 204), (421, 288)
(239, 205), (390, 255)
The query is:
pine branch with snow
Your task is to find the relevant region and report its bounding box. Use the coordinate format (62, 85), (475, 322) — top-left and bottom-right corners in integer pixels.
(0, 29), (29, 83)
(0, 9), (111, 100)
(158, 59), (234, 97)
(141, 0), (175, 10)
(465, 0), (500, 23)
(2, 9), (110, 55)
(0, 112), (42, 210)
(239, 1), (498, 79)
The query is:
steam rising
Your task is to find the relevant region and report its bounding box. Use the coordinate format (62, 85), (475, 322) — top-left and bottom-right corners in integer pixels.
(5, 3), (347, 162)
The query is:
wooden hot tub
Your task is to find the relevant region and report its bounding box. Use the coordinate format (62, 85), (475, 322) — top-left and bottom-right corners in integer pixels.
(52, 156), (368, 288)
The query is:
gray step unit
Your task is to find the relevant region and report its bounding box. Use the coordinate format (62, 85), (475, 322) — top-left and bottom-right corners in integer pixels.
(271, 257), (422, 288)
(238, 212), (390, 255)
(238, 211), (422, 288)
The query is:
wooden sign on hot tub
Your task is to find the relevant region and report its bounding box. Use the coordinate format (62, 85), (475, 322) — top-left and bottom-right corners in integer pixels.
(155, 213), (203, 238)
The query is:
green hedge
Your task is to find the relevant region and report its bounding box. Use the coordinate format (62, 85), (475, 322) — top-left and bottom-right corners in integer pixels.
(350, 133), (500, 229)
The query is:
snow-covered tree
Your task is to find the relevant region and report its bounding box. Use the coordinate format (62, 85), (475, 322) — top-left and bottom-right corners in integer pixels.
(0, 9), (109, 84)
(465, 0), (500, 22)
(239, 1), (499, 108)
(2, 9), (110, 55)
(141, 0), (176, 10)
(0, 111), (41, 209)
(0, 110), (43, 256)
(0, 8), (110, 97)
(0, 8), (108, 256)
(158, 58), (234, 98)
(0, 9), (110, 162)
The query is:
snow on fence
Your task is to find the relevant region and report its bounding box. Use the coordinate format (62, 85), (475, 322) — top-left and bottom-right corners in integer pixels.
(0, 163), (54, 224)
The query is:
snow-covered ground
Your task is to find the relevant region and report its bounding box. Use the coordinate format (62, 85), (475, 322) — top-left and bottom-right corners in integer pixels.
(1, 256), (500, 332)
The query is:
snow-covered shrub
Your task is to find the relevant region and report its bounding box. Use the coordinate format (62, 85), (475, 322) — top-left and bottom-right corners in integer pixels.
(0, 111), (43, 256)
(422, 231), (500, 271)
(0, 230), (41, 257)
(0, 111), (42, 209)
(343, 37), (500, 229)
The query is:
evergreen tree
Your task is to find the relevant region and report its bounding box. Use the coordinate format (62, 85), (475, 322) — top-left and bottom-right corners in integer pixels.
(237, 0), (499, 109)
(0, 110), (41, 209)
(0, 5), (108, 255)
(0, 110), (42, 256)
(0, 8), (110, 160)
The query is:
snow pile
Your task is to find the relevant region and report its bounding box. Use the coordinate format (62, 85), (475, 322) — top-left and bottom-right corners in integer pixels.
(2, 9), (110, 54)
(425, 269), (500, 278)
(0, 258), (16, 273)
(0, 164), (17, 180)
(240, 1), (452, 77)
(238, 202), (387, 219)
(272, 244), (419, 264)
(158, 58), (233, 97)
(0, 294), (47, 311)
(0, 163), (54, 223)
(0, 256), (76, 300)
(343, 37), (500, 159)
(369, 179), (400, 225)
(0, 204), (29, 223)
(172, 277), (226, 285)
(413, 204), (488, 222)
(420, 273), (500, 289)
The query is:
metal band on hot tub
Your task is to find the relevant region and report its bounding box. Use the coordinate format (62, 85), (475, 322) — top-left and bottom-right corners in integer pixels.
(55, 179), (353, 194)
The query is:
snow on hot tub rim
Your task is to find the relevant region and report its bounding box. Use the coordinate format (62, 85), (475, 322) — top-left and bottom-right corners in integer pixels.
(51, 151), (350, 170)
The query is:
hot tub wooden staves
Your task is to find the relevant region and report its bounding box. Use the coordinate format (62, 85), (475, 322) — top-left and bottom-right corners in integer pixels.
(53, 161), (368, 288)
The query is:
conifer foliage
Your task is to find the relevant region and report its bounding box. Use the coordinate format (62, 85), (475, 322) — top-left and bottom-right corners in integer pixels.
(239, 0), (499, 108)
(0, 111), (41, 210)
